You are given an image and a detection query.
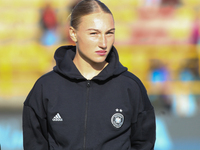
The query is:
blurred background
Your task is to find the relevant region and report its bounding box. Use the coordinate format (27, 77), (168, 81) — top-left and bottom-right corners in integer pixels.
(0, 0), (200, 149)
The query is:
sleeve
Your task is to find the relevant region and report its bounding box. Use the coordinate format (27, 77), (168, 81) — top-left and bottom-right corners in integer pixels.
(130, 108), (156, 150)
(22, 80), (49, 150)
(130, 76), (156, 149)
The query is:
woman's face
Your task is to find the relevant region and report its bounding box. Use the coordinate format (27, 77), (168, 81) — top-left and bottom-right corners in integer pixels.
(70, 12), (115, 65)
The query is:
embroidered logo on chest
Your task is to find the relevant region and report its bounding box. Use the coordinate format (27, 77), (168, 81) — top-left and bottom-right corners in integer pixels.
(111, 109), (124, 128)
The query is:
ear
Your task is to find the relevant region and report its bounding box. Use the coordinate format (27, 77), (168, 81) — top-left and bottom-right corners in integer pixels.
(69, 26), (77, 43)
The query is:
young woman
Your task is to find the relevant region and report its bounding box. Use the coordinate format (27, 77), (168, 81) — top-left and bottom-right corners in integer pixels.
(23, 0), (156, 149)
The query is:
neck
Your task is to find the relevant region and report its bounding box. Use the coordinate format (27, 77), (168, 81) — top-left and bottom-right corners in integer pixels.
(73, 54), (108, 80)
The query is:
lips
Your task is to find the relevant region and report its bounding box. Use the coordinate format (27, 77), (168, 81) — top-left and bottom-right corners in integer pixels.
(96, 50), (107, 56)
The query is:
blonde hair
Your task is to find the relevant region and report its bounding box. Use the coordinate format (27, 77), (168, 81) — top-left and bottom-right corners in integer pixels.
(70, 0), (113, 29)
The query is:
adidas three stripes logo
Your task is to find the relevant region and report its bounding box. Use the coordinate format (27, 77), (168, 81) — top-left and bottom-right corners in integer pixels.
(52, 113), (63, 121)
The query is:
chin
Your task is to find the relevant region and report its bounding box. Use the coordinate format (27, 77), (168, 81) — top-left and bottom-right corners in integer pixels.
(95, 58), (107, 63)
(89, 60), (105, 65)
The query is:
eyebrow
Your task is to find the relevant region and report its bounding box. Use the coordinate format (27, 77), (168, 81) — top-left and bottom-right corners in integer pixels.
(86, 28), (115, 32)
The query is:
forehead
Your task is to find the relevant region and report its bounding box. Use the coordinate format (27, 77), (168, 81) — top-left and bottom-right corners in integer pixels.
(78, 12), (114, 30)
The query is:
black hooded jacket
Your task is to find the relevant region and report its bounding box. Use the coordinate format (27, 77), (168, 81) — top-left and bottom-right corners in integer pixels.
(23, 46), (156, 150)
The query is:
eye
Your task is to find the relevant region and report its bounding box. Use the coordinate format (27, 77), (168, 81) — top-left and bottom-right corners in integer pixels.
(90, 32), (98, 35)
(107, 31), (114, 35)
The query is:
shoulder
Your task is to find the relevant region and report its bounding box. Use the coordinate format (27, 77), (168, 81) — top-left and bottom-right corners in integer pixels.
(38, 70), (57, 81)
(25, 70), (59, 97)
(121, 71), (146, 90)
(35, 70), (62, 85)
(121, 71), (153, 110)
(24, 71), (57, 105)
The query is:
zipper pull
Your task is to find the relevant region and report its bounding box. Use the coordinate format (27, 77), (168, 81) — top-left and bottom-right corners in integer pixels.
(87, 81), (90, 87)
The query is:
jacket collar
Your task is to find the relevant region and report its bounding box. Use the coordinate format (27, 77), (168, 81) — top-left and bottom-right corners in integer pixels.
(53, 45), (127, 81)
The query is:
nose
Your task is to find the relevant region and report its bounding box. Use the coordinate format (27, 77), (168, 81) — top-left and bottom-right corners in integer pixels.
(98, 34), (107, 49)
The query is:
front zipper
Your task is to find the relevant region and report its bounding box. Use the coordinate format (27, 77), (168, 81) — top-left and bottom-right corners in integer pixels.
(83, 80), (91, 150)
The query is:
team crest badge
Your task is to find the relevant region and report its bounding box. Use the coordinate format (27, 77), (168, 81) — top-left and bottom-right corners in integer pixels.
(111, 109), (124, 128)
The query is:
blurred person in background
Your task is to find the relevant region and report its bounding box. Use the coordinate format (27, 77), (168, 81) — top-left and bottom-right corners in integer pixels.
(149, 59), (172, 113)
(41, 2), (57, 31)
(40, 2), (59, 46)
(23, 0), (156, 150)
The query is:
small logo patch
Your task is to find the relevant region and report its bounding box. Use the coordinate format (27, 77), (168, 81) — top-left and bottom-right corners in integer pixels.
(111, 109), (124, 128)
(52, 113), (63, 121)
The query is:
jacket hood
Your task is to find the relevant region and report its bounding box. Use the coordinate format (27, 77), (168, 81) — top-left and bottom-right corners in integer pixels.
(53, 45), (127, 80)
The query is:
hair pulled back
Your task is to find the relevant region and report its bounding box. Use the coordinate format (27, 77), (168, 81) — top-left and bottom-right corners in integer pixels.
(70, 0), (113, 30)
